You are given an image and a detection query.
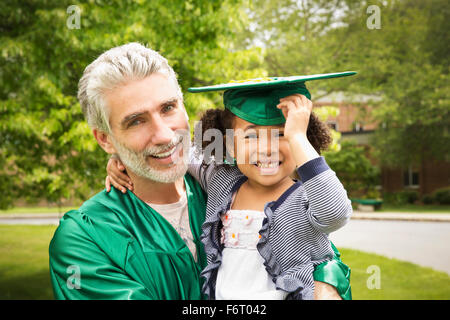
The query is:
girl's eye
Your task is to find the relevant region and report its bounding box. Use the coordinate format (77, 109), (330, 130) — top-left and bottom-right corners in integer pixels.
(245, 133), (258, 139)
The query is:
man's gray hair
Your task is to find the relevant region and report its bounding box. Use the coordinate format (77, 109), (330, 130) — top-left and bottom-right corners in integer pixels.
(77, 42), (182, 133)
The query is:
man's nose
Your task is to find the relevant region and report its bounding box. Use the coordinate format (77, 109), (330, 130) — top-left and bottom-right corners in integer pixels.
(150, 117), (175, 146)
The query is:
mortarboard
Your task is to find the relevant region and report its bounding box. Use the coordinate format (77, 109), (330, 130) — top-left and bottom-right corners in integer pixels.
(188, 71), (357, 126)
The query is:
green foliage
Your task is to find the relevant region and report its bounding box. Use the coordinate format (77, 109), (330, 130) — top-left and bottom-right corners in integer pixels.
(324, 140), (380, 197)
(0, 0), (264, 209)
(433, 187), (450, 205)
(2, 0), (448, 208)
(383, 190), (419, 205)
(247, 0), (362, 96)
(246, 0), (449, 168)
(422, 193), (435, 205)
(423, 187), (450, 205)
(333, 0), (450, 167)
(314, 106), (341, 152)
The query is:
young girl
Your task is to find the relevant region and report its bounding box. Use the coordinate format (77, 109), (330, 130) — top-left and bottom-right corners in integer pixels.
(106, 75), (354, 300)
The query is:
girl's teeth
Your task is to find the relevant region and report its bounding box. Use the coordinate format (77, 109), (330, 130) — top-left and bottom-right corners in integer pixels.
(257, 162), (279, 168)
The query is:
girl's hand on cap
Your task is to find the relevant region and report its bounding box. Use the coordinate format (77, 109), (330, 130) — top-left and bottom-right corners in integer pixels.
(276, 94), (312, 140)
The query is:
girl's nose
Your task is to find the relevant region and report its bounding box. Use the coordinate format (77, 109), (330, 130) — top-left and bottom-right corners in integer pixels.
(258, 133), (277, 156)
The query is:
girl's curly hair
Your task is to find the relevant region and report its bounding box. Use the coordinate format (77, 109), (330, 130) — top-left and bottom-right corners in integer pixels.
(194, 108), (332, 163)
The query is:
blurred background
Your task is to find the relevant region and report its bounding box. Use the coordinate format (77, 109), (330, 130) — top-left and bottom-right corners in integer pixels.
(0, 0), (448, 299)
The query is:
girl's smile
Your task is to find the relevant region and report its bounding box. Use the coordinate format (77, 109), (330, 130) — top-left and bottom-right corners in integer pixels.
(254, 160), (282, 175)
(230, 116), (297, 188)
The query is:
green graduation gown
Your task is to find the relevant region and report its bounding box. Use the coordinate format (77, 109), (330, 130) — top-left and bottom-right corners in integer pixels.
(49, 173), (351, 300)
(49, 173), (208, 300)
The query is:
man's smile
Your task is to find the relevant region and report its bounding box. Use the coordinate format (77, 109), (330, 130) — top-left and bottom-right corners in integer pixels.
(147, 141), (183, 165)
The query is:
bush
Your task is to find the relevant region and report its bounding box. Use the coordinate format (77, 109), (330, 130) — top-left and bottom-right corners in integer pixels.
(433, 187), (450, 205)
(403, 190), (419, 204)
(422, 194), (435, 204)
(383, 190), (419, 205)
(324, 140), (380, 197)
(363, 189), (382, 200)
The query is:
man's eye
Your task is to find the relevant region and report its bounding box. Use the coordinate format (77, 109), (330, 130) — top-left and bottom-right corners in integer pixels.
(162, 104), (175, 113)
(129, 118), (144, 127)
(245, 133), (258, 139)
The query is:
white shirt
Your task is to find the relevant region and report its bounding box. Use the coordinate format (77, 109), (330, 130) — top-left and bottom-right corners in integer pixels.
(215, 209), (288, 300)
(146, 193), (197, 261)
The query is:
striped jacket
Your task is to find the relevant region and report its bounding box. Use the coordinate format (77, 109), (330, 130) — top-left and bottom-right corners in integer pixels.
(188, 156), (352, 300)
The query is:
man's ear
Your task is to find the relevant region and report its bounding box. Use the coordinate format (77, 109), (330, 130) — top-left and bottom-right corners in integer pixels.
(93, 129), (117, 154)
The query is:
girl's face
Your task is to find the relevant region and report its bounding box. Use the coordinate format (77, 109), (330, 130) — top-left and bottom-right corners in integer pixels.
(229, 116), (297, 187)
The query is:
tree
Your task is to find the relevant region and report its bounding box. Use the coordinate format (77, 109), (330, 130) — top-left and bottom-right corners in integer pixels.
(242, 0), (364, 98)
(244, 0), (449, 169)
(336, 0), (450, 168)
(0, 0), (264, 209)
(324, 140), (380, 198)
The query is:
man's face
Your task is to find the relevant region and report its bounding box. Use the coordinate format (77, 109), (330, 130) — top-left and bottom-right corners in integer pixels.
(102, 73), (190, 183)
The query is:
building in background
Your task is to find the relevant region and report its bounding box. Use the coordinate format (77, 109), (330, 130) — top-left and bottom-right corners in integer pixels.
(314, 93), (449, 197)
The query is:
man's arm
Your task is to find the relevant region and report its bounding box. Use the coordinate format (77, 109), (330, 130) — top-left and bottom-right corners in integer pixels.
(49, 214), (154, 300)
(314, 281), (342, 300)
(312, 243), (352, 300)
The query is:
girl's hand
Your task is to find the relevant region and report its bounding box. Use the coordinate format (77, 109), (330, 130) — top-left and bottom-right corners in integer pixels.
(276, 94), (319, 167)
(105, 157), (133, 193)
(276, 94), (312, 140)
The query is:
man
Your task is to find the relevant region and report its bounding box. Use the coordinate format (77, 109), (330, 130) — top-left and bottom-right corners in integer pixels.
(49, 42), (344, 299)
(50, 43), (206, 299)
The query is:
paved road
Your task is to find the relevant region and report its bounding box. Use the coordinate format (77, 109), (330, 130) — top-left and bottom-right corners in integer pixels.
(329, 219), (450, 275)
(0, 217), (60, 225)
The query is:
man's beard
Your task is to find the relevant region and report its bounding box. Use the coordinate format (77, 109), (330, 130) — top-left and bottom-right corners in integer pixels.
(110, 131), (190, 184)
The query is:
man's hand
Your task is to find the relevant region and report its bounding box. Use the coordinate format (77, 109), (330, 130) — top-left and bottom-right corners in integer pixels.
(314, 281), (342, 300)
(105, 157), (133, 193)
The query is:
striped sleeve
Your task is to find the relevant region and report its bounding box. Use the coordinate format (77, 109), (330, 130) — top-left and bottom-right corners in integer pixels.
(187, 145), (222, 192)
(297, 156), (352, 234)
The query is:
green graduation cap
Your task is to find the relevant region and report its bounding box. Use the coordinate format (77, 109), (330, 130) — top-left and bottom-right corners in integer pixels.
(188, 71), (357, 126)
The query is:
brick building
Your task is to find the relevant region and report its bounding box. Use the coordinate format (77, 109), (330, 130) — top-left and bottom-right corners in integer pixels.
(314, 93), (449, 196)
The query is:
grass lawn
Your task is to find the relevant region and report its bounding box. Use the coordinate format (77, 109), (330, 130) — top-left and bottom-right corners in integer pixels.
(339, 248), (450, 299)
(0, 224), (449, 299)
(0, 207), (78, 215)
(378, 204), (450, 213)
(0, 225), (57, 299)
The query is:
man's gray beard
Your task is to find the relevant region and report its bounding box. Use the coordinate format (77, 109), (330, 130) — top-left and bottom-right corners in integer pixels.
(110, 132), (190, 184)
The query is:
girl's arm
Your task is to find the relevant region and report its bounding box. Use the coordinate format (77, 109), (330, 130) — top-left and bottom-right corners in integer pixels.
(105, 156), (133, 193)
(277, 93), (319, 167)
(105, 146), (222, 193)
(277, 95), (352, 233)
(187, 144), (223, 192)
(297, 156), (352, 233)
